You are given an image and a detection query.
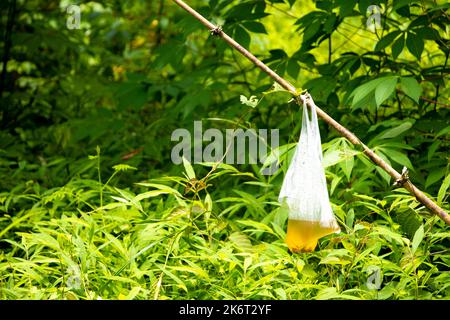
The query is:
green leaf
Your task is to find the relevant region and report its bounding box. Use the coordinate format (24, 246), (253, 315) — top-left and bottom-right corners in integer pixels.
(411, 224), (424, 254)
(234, 25), (251, 48)
(378, 122), (413, 139)
(236, 219), (275, 234)
(156, 265), (188, 292)
(336, 0), (355, 17)
(436, 126), (450, 138)
(416, 27), (439, 40)
(303, 21), (321, 42)
(350, 77), (385, 108)
(392, 33), (405, 59)
(287, 59), (301, 79)
(393, 0), (415, 10)
(437, 174), (450, 205)
(375, 77), (398, 107)
(319, 256), (351, 265)
(134, 190), (172, 202)
(339, 153), (354, 181)
(425, 169), (446, 189)
(182, 156), (196, 180)
(374, 150), (392, 183)
(242, 21), (267, 34)
(229, 232), (253, 252)
(323, 149), (342, 168)
(379, 147), (413, 169)
(346, 208), (355, 229)
(427, 140), (440, 161)
(323, 14), (337, 33)
(263, 82), (290, 95)
(330, 174), (342, 196)
(406, 32), (424, 60)
(375, 31), (402, 51)
(397, 210), (422, 238)
(400, 77), (422, 104)
(304, 76), (336, 102)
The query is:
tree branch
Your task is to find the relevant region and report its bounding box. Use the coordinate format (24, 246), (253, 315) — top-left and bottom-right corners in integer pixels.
(172, 0), (450, 226)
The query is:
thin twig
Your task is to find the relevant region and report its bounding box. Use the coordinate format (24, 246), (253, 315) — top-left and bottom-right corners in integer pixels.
(396, 89), (450, 108)
(172, 0), (450, 226)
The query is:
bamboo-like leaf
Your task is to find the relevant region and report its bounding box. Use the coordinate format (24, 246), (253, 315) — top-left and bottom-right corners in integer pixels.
(182, 156), (196, 180)
(411, 225), (424, 254)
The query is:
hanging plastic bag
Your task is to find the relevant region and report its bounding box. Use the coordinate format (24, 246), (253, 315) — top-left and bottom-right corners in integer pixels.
(279, 94), (340, 253)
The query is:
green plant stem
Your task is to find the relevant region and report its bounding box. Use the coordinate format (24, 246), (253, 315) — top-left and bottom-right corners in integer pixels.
(97, 148), (103, 208)
(328, 35), (332, 64)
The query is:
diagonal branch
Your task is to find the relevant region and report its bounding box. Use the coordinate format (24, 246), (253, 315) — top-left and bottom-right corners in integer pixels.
(172, 0), (450, 226)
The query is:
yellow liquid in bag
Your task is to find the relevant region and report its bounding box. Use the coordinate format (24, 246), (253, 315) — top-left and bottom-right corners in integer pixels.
(286, 219), (339, 253)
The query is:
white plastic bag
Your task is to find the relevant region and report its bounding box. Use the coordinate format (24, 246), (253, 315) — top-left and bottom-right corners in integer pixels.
(279, 94), (340, 252)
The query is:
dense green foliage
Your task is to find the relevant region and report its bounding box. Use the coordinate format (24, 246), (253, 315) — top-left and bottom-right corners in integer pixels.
(0, 0), (449, 300)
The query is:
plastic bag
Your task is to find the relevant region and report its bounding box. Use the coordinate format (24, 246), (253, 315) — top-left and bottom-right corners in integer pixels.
(279, 94), (340, 253)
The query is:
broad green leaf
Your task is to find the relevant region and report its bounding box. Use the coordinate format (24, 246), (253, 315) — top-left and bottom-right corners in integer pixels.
(375, 150), (393, 183)
(437, 174), (450, 205)
(425, 170), (446, 189)
(412, 224), (424, 254)
(234, 25), (251, 48)
(323, 14), (337, 33)
(346, 209), (355, 229)
(397, 210), (422, 238)
(351, 77), (385, 107)
(427, 140), (440, 161)
(393, 0), (415, 10)
(400, 77), (421, 104)
(304, 76), (336, 102)
(436, 126), (450, 138)
(380, 148), (413, 169)
(406, 32), (424, 60)
(263, 82), (291, 97)
(392, 33), (405, 59)
(330, 174), (342, 196)
(378, 122), (413, 139)
(378, 142), (415, 151)
(229, 232), (253, 252)
(375, 77), (398, 107)
(323, 149), (342, 168)
(339, 153), (354, 181)
(287, 59), (301, 79)
(375, 31), (401, 51)
(242, 21), (267, 34)
(303, 21), (321, 42)
(416, 27), (439, 40)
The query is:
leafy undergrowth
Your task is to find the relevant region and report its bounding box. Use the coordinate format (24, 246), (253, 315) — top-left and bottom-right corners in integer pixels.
(1, 158), (449, 300)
